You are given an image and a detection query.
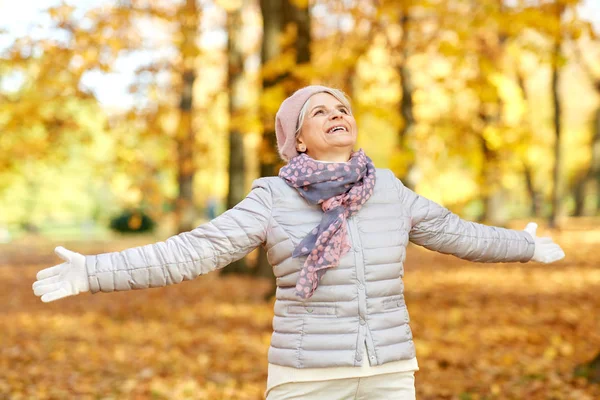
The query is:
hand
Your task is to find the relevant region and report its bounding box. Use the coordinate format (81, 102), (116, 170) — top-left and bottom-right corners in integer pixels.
(32, 246), (90, 302)
(524, 222), (565, 264)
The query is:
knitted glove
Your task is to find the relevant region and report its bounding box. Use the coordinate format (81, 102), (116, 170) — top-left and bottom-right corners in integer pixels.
(32, 246), (89, 302)
(524, 222), (565, 264)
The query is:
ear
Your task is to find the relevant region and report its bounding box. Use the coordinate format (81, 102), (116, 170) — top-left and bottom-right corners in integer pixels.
(296, 136), (306, 152)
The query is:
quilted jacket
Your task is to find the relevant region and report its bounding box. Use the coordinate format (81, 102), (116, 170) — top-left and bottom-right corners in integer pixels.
(85, 169), (535, 368)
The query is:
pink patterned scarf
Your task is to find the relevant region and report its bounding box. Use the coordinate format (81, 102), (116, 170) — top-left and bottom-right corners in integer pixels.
(278, 149), (376, 299)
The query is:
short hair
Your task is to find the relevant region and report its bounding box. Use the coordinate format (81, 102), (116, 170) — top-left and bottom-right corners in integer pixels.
(295, 88), (353, 136)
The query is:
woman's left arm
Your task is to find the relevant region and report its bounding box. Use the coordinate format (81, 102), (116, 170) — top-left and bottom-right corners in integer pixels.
(396, 178), (565, 264)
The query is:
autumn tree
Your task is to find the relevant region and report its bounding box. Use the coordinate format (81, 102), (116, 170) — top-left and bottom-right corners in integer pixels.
(0, 1), (211, 233)
(0, 9), (113, 229)
(568, 4), (600, 379)
(258, 0), (311, 179)
(470, 0), (513, 223)
(251, 0), (313, 280)
(516, 66), (544, 217)
(309, 1), (379, 96)
(378, 0), (421, 188)
(169, 0), (202, 233)
(571, 27), (600, 216)
(516, 0), (588, 226)
(221, 0), (251, 274)
(548, 1), (566, 228)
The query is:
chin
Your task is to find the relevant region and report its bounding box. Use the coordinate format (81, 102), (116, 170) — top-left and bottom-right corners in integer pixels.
(330, 138), (356, 146)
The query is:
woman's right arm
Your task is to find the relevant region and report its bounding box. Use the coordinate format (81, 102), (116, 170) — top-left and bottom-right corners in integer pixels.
(33, 179), (273, 301)
(87, 179), (273, 293)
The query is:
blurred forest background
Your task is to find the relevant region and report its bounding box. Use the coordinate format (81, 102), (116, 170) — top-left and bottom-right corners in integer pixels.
(1, 0), (599, 243)
(2, 0), (600, 399)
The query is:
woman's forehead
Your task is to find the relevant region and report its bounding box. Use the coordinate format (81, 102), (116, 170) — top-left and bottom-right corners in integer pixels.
(307, 92), (346, 107)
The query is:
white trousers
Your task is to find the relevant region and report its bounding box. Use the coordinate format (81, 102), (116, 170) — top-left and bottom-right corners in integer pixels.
(266, 371), (416, 400)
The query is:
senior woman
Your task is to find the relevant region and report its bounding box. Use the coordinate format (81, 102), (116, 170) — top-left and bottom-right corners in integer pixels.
(32, 85), (565, 399)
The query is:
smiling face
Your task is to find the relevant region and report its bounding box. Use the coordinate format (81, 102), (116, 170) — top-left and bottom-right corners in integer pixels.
(296, 92), (358, 162)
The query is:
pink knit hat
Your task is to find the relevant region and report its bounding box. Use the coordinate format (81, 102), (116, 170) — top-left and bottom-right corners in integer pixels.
(275, 85), (340, 162)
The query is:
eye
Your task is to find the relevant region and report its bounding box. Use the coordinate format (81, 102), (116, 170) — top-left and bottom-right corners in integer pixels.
(340, 108), (348, 114)
(314, 109), (324, 115)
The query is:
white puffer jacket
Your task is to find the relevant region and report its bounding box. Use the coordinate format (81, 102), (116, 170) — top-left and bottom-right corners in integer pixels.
(85, 169), (535, 368)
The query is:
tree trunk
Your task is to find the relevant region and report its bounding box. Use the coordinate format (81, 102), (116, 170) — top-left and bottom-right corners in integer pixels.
(570, 28), (600, 216)
(255, 0), (286, 284)
(395, 7), (416, 188)
(286, 0), (311, 67)
(573, 172), (587, 216)
(255, 0), (311, 288)
(478, 131), (503, 224)
(258, 0), (285, 180)
(21, 171), (40, 234)
(469, 0), (507, 224)
(524, 163), (542, 217)
(516, 69), (543, 217)
(548, 4), (564, 228)
(257, 0), (311, 184)
(221, 2), (250, 275)
(174, 0), (199, 233)
(573, 108), (600, 216)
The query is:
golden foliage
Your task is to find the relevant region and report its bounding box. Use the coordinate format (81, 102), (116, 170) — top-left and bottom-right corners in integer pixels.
(2, 0), (600, 226)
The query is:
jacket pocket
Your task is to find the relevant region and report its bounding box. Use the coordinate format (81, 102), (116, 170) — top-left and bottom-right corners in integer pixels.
(381, 297), (410, 322)
(288, 304), (336, 316)
(382, 297), (404, 311)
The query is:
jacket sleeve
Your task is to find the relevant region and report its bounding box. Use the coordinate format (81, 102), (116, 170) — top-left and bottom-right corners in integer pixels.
(84, 179), (273, 293)
(395, 177), (535, 263)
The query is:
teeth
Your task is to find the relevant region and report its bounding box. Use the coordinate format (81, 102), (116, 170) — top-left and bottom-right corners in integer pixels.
(328, 126), (347, 133)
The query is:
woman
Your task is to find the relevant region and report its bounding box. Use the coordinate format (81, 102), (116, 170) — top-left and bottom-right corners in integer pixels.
(32, 85), (565, 399)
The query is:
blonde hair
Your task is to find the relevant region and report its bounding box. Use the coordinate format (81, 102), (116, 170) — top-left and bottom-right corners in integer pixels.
(295, 88), (352, 136)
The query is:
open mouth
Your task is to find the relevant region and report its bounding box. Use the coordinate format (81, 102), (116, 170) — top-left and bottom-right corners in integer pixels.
(326, 125), (349, 134)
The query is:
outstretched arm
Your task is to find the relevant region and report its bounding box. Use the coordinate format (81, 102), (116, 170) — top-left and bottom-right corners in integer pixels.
(33, 179), (273, 302)
(396, 178), (564, 264)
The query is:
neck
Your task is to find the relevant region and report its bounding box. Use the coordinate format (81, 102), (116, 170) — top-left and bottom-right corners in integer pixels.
(307, 149), (353, 163)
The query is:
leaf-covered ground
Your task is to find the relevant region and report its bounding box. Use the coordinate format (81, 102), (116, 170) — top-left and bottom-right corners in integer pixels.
(1, 222), (600, 399)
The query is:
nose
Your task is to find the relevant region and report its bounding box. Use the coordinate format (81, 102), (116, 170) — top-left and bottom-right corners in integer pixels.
(329, 109), (343, 119)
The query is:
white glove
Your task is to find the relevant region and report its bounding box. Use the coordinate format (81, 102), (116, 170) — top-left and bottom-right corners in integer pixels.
(32, 246), (90, 302)
(524, 222), (565, 264)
